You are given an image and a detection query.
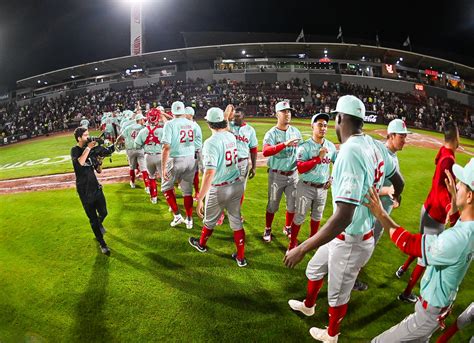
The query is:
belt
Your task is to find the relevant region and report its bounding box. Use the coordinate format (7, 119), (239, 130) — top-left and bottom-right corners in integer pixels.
(213, 177), (241, 187)
(419, 297), (450, 313)
(238, 157), (248, 162)
(145, 152), (161, 155)
(337, 230), (374, 241)
(269, 169), (296, 176)
(303, 180), (325, 188)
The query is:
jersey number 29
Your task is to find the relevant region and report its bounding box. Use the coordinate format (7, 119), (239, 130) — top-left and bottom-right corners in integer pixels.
(179, 130), (194, 143)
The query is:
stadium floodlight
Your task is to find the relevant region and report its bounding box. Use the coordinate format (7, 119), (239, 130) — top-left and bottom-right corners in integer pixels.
(396, 61), (400, 64)
(71, 75), (75, 79)
(399, 57), (403, 61)
(94, 67), (98, 71)
(37, 80), (41, 84)
(133, 64), (137, 68)
(455, 71), (458, 75)
(242, 50), (246, 55)
(169, 60), (173, 63)
(44, 82), (48, 85)
(163, 57), (167, 60)
(362, 56), (365, 60)
(324, 49), (328, 54)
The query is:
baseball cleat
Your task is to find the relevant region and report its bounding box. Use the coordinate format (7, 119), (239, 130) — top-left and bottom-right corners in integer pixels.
(100, 245), (110, 256)
(145, 187), (150, 194)
(288, 299), (315, 316)
(352, 279), (368, 291)
(309, 327), (338, 342)
(170, 214), (185, 227)
(283, 226), (292, 238)
(188, 237), (207, 252)
(185, 218), (193, 230)
(397, 292), (418, 303)
(150, 197), (157, 204)
(129, 181), (136, 189)
(262, 228), (272, 242)
(395, 266), (405, 279)
(216, 212), (225, 226)
(231, 253), (248, 267)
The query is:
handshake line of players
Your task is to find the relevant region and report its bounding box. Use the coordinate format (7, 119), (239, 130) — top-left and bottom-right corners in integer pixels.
(94, 97), (472, 343)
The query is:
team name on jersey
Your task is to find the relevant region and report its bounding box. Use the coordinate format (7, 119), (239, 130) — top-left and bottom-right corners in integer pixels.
(234, 134), (250, 143)
(180, 124), (192, 129)
(320, 156), (332, 164)
(225, 142), (236, 149)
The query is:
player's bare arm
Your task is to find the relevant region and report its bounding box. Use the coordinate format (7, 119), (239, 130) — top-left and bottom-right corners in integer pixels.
(388, 170), (405, 205)
(363, 187), (399, 238)
(249, 149), (257, 179)
(196, 169), (216, 218)
(445, 169), (458, 216)
(78, 140), (96, 166)
(161, 144), (171, 181)
(284, 202), (355, 268)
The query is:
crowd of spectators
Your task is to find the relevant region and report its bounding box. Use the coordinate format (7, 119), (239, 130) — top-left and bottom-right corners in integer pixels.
(1, 78), (472, 140)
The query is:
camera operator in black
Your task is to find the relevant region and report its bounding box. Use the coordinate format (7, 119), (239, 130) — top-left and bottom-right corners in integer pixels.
(71, 127), (112, 255)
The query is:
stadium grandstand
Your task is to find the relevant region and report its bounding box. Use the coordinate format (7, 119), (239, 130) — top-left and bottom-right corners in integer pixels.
(0, 32), (473, 144)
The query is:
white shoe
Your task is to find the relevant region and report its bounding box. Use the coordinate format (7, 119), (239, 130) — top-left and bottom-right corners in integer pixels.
(145, 187), (150, 194)
(129, 181), (136, 189)
(288, 299), (315, 316)
(309, 327), (338, 342)
(170, 214), (185, 227)
(151, 197), (157, 204)
(185, 218), (193, 229)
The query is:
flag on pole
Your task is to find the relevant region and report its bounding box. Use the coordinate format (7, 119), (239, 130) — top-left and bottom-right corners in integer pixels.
(376, 33), (380, 47)
(296, 28), (305, 42)
(403, 36), (411, 47)
(336, 26), (343, 40)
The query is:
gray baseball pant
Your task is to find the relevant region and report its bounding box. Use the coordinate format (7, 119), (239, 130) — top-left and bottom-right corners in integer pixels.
(126, 149), (145, 170)
(266, 170), (297, 214)
(204, 180), (245, 230)
(293, 180), (328, 225)
(145, 153), (161, 179)
(161, 156), (195, 196)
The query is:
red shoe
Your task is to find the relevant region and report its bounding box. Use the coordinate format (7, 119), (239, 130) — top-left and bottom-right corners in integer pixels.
(216, 212), (225, 226)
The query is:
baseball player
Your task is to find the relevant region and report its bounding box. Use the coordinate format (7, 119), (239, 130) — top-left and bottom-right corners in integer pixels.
(288, 113), (337, 251)
(436, 302), (473, 342)
(101, 112), (118, 144)
(161, 101), (196, 229)
(120, 113), (149, 190)
(262, 100), (302, 242)
(184, 106), (203, 200)
(364, 159), (473, 342)
(80, 116), (90, 129)
(353, 118), (411, 291)
(216, 106), (258, 225)
(134, 108), (165, 204)
(396, 121), (459, 303)
(284, 95), (404, 342)
(188, 107), (247, 267)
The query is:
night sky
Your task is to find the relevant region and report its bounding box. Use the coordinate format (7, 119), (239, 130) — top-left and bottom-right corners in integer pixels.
(0, 0), (473, 91)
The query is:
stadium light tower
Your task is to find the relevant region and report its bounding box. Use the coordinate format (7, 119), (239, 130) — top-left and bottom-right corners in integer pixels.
(130, 0), (144, 56)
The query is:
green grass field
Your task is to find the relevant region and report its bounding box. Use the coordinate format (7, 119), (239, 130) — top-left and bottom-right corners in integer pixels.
(0, 119), (473, 342)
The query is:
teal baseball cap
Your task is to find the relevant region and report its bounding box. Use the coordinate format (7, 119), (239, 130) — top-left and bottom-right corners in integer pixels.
(205, 107), (224, 123)
(185, 106), (195, 116)
(135, 113), (145, 121)
(453, 158), (474, 191)
(387, 119), (411, 134)
(171, 101), (186, 115)
(275, 100), (295, 113)
(331, 95), (365, 120)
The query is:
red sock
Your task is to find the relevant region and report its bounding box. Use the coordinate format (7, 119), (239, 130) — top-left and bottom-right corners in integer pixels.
(310, 220), (320, 237)
(402, 255), (416, 271)
(240, 193), (245, 206)
(436, 321), (459, 343)
(304, 278), (324, 307)
(199, 227), (213, 247)
(163, 189), (178, 213)
(328, 303), (348, 337)
(233, 229), (245, 260)
(149, 178), (157, 198)
(142, 170), (150, 188)
(129, 169), (136, 183)
(285, 211), (295, 227)
(184, 195), (193, 218)
(193, 171), (200, 194)
(289, 222), (301, 250)
(404, 264), (426, 296)
(265, 211), (275, 228)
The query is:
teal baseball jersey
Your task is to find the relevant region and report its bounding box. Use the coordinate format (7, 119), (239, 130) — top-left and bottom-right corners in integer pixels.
(80, 119), (89, 128)
(134, 124), (163, 154)
(230, 121), (258, 159)
(121, 122), (144, 149)
(103, 116), (117, 133)
(297, 138), (337, 184)
(331, 135), (396, 235)
(162, 117), (195, 158)
(420, 219), (473, 307)
(263, 126), (302, 171)
(192, 121), (203, 151)
(202, 131), (240, 185)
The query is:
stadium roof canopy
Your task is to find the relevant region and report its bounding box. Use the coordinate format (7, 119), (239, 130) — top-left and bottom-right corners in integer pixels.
(16, 41), (474, 89)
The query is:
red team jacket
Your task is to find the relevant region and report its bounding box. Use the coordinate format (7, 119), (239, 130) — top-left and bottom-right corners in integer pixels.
(423, 146), (456, 224)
